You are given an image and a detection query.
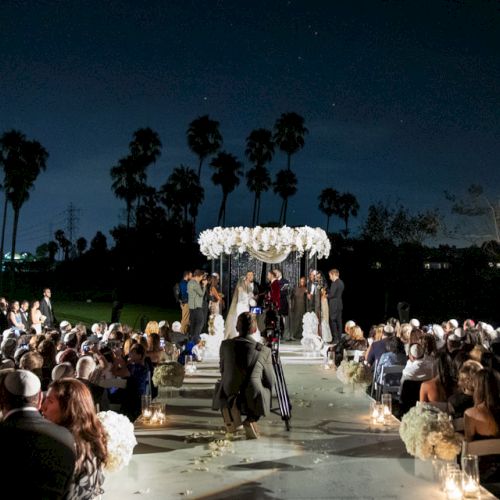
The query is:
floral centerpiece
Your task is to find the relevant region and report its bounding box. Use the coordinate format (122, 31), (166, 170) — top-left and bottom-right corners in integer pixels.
(97, 410), (137, 472)
(399, 404), (462, 461)
(152, 361), (185, 387)
(336, 359), (372, 386)
(198, 226), (331, 260)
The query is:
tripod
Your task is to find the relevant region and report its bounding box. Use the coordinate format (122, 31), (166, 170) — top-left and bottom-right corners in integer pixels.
(269, 337), (292, 431)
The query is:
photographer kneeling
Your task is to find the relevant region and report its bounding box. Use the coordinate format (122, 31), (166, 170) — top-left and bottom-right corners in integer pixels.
(217, 312), (274, 439)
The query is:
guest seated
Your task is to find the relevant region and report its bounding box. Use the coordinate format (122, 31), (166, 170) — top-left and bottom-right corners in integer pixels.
(335, 325), (368, 366)
(448, 360), (483, 417)
(42, 379), (108, 499)
(464, 369), (500, 441)
(401, 343), (434, 382)
(366, 325), (394, 367)
(76, 356), (105, 409)
(146, 333), (167, 365)
(52, 361), (76, 381)
(374, 336), (406, 384)
(121, 343), (150, 421)
(0, 370), (76, 499)
(420, 351), (455, 403)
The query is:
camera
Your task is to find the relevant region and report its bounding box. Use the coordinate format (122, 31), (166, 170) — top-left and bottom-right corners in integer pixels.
(250, 306), (262, 315)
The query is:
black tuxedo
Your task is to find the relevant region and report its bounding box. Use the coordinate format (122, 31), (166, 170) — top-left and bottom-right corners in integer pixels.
(0, 409), (76, 499)
(327, 278), (344, 342)
(0, 309), (8, 332)
(20, 309), (30, 331)
(39, 297), (56, 328)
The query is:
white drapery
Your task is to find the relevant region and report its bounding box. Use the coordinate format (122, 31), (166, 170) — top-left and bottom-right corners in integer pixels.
(246, 247), (290, 264)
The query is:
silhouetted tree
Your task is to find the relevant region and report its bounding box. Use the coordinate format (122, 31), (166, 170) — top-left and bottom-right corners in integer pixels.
(47, 241), (58, 262)
(273, 169), (297, 225)
(55, 230), (71, 260)
(318, 188), (340, 233)
(273, 112), (308, 171)
(90, 231), (108, 253)
(337, 192), (360, 236)
(187, 115), (223, 179)
(245, 129), (274, 225)
(210, 152), (243, 225)
(160, 165), (204, 225)
(76, 237), (87, 256)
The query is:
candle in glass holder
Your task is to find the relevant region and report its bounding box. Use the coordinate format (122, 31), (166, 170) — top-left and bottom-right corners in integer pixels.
(370, 401), (385, 424)
(142, 408), (152, 420)
(461, 454), (480, 498)
(446, 470), (463, 500)
(381, 393), (392, 417)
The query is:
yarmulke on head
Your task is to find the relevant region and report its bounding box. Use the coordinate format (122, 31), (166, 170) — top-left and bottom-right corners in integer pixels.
(4, 369), (41, 397)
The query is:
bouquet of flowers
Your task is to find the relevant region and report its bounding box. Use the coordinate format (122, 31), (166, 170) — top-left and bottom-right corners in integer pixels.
(97, 410), (137, 472)
(399, 404), (462, 461)
(152, 361), (185, 387)
(336, 360), (372, 386)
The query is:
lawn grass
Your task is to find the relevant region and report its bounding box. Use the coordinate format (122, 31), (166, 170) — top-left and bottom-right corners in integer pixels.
(56, 301), (179, 329)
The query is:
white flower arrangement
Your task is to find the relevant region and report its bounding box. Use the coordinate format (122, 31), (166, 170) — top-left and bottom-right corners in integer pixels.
(97, 410), (137, 472)
(336, 360), (372, 386)
(399, 404), (462, 461)
(198, 226), (331, 260)
(300, 312), (324, 352)
(152, 362), (185, 387)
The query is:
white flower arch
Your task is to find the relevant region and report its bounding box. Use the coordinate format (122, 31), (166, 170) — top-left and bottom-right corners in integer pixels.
(198, 226), (331, 263)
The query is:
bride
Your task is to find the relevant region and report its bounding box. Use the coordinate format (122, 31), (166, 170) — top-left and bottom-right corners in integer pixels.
(224, 272), (256, 339)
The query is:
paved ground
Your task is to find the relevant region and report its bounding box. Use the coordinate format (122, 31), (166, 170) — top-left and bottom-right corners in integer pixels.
(102, 344), (497, 500)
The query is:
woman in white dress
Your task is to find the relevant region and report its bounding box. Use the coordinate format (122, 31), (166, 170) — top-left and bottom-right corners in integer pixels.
(320, 288), (333, 343)
(224, 274), (256, 339)
(30, 300), (46, 334)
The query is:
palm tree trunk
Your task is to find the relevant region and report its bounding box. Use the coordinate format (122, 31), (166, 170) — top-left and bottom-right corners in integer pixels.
(197, 157), (203, 179)
(0, 196), (8, 263)
(218, 194), (227, 226)
(283, 197), (288, 225)
(344, 217), (349, 236)
(279, 198), (285, 225)
(11, 208), (19, 263)
(287, 154), (291, 171)
(326, 215), (330, 233)
(251, 193), (258, 226)
(126, 201), (131, 231)
(256, 193), (261, 225)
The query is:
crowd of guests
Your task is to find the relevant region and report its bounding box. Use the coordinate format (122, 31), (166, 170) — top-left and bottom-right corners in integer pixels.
(0, 290), (199, 499)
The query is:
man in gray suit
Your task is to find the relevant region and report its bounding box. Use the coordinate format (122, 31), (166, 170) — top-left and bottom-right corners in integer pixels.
(218, 312), (274, 439)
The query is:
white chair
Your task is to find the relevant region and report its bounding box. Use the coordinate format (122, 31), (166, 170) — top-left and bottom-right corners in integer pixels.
(370, 358), (379, 398)
(344, 349), (366, 362)
(376, 365), (405, 400)
(462, 438), (500, 457)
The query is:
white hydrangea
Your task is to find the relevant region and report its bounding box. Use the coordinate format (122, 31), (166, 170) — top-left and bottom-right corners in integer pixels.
(98, 410), (137, 472)
(399, 405), (462, 461)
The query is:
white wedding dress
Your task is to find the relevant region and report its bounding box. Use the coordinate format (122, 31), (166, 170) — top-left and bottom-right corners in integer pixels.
(224, 278), (254, 339)
(320, 295), (332, 343)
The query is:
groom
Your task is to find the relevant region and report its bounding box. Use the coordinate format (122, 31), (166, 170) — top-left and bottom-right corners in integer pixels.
(327, 269), (344, 344)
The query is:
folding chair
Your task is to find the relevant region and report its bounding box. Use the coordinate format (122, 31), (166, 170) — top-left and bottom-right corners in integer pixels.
(343, 349), (366, 362)
(376, 365), (404, 401)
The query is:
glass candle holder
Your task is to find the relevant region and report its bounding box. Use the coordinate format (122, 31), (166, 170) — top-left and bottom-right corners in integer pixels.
(441, 463), (460, 491)
(446, 470), (463, 500)
(141, 394), (151, 413)
(461, 455), (480, 498)
(370, 401), (385, 424)
(381, 393), (392, 417)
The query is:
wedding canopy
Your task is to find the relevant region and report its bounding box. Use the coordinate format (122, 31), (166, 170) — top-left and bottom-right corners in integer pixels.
(198, 226), (331, 264)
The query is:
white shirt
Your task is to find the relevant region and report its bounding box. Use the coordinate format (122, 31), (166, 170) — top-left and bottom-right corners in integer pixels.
(402, 358), (434, 381)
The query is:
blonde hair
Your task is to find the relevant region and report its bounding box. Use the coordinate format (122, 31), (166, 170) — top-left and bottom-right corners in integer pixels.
(145, 321), (160, 335)
(399, 323), (412, 343)
(350, 326), (364, 341)
(374, 325), (384, 342)
(458, 360), (483, 395)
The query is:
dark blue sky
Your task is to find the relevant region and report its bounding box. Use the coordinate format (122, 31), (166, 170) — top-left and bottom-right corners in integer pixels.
(1, 0), (499, 251)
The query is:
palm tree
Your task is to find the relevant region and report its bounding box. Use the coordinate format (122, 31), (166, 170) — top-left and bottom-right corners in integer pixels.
(110, 156), (142, 230)
(160, 165), (204, 225)
(128, 128), (162, 216)
(210, 152), (243, 226)
(245, 128), (274, 226)
(2, 136), (48, 263)
(273, 169), (297, 225)
(318, 188), (340, 233)
(246, 166), (271, 226)
(0, 130), (25, 266)
(187, 115), (223, 179)
(76, 237), (87, 256)
(337, 192), (360, 236)
(273, 112), (308, 171)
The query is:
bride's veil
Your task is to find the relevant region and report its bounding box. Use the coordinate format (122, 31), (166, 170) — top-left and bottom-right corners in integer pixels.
(224, 276), (245, 339)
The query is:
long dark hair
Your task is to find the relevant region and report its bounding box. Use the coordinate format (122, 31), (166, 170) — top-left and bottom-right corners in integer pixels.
(473, 369), (500, 420)
(48, 379), (108, 476)
(436, 352), (455, 398)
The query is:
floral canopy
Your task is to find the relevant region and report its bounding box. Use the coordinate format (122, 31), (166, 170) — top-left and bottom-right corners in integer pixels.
(198, 226), (331, 264)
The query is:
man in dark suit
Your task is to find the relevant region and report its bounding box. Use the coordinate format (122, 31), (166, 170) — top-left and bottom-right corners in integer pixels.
(327, 268), (344, 344)
(0, 370), (76, 499)
(0, 296), (9, 332)
(218, 312), (274, 439)
(20, 300), (30, 331)
(39, 287), (56, 329)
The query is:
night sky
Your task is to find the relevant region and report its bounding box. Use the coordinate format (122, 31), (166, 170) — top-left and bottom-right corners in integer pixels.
(1, 0), (499, 252)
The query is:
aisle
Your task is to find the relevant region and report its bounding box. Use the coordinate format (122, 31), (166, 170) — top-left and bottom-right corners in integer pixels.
(103, 355), (495, 499)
